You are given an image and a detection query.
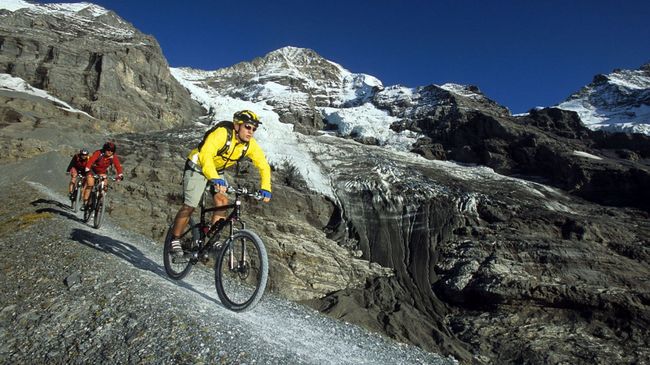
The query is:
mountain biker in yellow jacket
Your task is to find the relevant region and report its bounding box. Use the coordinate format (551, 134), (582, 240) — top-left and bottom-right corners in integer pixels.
(188, 125), (271, 191)
(170, 110), (272, 256)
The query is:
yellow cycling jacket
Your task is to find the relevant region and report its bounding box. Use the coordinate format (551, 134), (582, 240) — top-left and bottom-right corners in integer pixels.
(187, 127), (272, 192)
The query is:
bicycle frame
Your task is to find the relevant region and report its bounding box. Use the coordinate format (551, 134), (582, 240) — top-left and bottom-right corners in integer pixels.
(85, 175), (115, 213)
(91, 176), (109, 203)
(74, 174), (84, 190)
(203, 198), (245, 242)
(182, 186), (259, 264)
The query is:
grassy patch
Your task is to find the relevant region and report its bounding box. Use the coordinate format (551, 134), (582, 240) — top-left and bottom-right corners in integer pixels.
(0, 211), (54, 235)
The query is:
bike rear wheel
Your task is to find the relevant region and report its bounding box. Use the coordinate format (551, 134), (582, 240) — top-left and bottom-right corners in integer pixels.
(214, 229), (268, 312)
(163, 218), (198, 280)
(93, 193), (106, 228)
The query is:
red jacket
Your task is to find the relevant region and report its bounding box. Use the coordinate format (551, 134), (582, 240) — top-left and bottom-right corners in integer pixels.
(86, 150), (123, 175)
(66, 154), (88, 172)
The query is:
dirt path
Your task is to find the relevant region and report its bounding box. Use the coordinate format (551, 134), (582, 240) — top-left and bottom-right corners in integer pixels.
(0, 180), (455, 364)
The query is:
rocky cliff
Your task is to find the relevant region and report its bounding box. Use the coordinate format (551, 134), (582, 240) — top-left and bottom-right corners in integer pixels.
(0, 2), (202, 131)
(400, 105), (650, 211)
(300, 134), (649, 364)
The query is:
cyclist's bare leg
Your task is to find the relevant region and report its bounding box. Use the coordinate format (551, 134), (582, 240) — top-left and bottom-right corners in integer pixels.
(69, 169), (78, 194)
(83, 174), (95, 204)
(172, 204), (195, 238)
(211, 192), (228, 224)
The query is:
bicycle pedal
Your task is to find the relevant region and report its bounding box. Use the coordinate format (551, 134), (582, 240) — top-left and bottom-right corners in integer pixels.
(199, 252), (211, 264)
(171, 256), (189, 264)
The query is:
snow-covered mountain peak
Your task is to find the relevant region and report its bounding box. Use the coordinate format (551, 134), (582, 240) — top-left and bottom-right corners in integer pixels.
(265, 46), (330, 68)
(1, 0), (139, 42)
(440, 83), (486, 100)
(603, 68), (650, 91)
(263, 46), (383, 92)
(1, 0), (109, 17)
(556, 64), (650, 134)
(182, 46), (384, 113)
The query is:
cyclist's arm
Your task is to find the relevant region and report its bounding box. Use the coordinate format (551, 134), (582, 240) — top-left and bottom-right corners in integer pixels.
(112, 155), (123, 175)
(247, 139), (272, 192)
(85, 151), (101, 172)
(66, 157), (75, 172)
(198, 128), (228, 180)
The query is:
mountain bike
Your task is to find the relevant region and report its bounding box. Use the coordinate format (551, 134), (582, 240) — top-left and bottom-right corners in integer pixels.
(83, 175), (115, 229)
(163, 185), (269, 312)
(69, 174), (84, 212)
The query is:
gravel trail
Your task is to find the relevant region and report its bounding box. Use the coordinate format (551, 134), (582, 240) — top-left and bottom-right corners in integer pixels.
(0, 181), (456, 364)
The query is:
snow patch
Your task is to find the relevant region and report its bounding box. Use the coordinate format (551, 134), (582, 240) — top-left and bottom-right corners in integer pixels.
(573, 151), (603, 160)
(1, 0), (109, 16)
(320, 104), (418, 151)
(440, 83), (483, 100)
(0, 73), (94, 118)
(0, 0), (34, 11)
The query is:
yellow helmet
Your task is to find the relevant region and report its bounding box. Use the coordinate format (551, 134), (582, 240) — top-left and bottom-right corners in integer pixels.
(233, 110), (261, 126)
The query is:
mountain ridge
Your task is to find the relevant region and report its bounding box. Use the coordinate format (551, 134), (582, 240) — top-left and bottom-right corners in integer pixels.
(1, 2), (649, 365)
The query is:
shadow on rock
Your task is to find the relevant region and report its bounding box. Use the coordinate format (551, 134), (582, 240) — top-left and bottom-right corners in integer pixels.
(70, 228), (223, 306)
(34, 207), (84, 223)
(31, 198), (71, 209)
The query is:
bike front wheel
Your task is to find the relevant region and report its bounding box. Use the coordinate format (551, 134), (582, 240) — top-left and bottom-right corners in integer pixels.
(73, 187), (82, 212)
(163, 218), (198, 280)
(83, 193), (94, 222)
(214, 229), (268, 312)
(93, 193), (106, 228)
(70, 187), (78, 212)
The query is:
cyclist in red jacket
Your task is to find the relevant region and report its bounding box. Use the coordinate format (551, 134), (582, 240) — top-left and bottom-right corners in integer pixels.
(66, 148), (90, 198)
(82, 141), (124, 209)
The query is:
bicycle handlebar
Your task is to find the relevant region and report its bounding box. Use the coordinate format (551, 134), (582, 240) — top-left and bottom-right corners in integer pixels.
(207, 182), (263, 201)
(90, 174), (118, 182)
(226, 186), (263, 201)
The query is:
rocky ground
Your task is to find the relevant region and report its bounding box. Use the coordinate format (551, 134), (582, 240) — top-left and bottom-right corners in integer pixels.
(0, 182), (455, 365)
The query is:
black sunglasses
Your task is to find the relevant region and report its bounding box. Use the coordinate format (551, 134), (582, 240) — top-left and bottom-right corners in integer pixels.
(243, 124), (257, 132)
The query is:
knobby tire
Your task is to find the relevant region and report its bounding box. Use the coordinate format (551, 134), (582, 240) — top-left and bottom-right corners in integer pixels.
(93, 193), (106, 229)
(70, 186), (77, 211)
(73, 186), (82, 213)
(83, 192), (94, 223)
(70, 188), (77, 211)
(214, 229), (268, 312)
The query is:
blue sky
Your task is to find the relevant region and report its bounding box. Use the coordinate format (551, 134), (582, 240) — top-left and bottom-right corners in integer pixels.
(42, 0), (650, 113)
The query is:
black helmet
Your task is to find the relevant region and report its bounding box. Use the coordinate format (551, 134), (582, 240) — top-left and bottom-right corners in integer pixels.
(233, 110), (261, 127)
(102, 141), (116, 153)
(79, 148), (89, 156)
